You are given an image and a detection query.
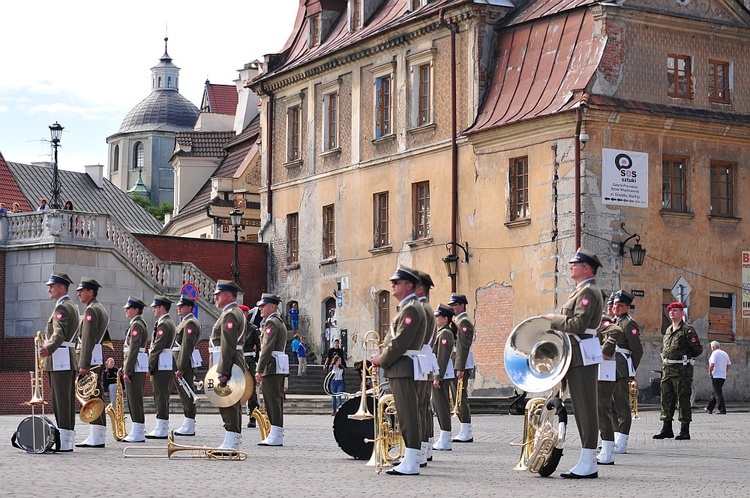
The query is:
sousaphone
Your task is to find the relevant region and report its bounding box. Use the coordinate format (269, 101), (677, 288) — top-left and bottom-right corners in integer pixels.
(204, 364), (246, 408)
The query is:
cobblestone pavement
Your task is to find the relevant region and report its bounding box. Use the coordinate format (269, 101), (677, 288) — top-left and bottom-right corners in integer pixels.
(3, 408), (749, 497)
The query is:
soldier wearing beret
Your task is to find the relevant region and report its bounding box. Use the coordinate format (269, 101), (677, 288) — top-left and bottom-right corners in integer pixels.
(211, 280), (248, 450)
(255, 293), (287, 446)
(432, 304), (456, 452)
(415, 270), (437, 465)
(370, 266), (426, 475)
(654, 302), (703, 441)
(611, 290), (643, 453)
(146, 295), (176, 439)
(121, 296), (148, 442)
(595, 314), (624, 465)
(38, 272), (79, 452)
(448, 292), (475, 443)
(75, 278), (109, 448)
(541, 248), (604, 479)
(173, 296), (201, 437)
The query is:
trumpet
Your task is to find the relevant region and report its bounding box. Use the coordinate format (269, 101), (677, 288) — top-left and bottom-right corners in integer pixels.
(452, 376), (464, 417)
(177, 375), (199, 404)
(123, 432), (248, 461)
(76, 368), (105, 423)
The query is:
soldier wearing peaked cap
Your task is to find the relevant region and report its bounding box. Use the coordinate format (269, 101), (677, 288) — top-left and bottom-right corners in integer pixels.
(610, 290), (643, 454)
(39, 272), (79, 451)
(211, 280), (248, 450)
(146, 295), (176, 439)
(173, 296), (202, 436)
(542, 248), (604, 478)
(432, 304), (456, 451)
(121, 296), (149, 443)
(74, 277), (110, 448)
(415, 270), (437, 465)
(595, 314), (624, 465)
(255, 293), (287, 446)
(371, 266), (426, 475)
(448, 292), (475, 443)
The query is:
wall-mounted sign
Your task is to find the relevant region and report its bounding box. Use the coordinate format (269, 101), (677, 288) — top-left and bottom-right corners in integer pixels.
(601, 148), (649, 208)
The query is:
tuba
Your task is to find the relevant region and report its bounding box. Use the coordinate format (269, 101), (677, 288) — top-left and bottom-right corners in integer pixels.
(76, 368), (105, 423)
(105, 370), (127, 441)
(504, 317), (572, 477)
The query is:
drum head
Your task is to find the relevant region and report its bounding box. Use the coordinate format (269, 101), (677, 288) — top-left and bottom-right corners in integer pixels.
(333, 396), (374, 460)
(15, 416), (56, 454)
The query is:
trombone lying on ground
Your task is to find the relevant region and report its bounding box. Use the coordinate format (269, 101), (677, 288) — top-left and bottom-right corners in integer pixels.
(122, 431), (248, 461)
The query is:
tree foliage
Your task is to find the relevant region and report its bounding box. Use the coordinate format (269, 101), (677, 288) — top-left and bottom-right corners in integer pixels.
(131, 195), (173, 223)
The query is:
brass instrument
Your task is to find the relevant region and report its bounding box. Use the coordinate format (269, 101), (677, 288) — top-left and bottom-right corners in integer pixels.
(251, 406), (271, 441)
(629, 378), (640, 419)
(123, 432), (248, 461)
(105, 370), (127, 441)
(504, 317), (572, 477)
(452, 376), (464, 417)
(349, 330), (380, 421)
(76, 367), (105, 423)
(177, 375), (199, 404)
(27, 332), (46, 407)
(204, 364), (245, 408)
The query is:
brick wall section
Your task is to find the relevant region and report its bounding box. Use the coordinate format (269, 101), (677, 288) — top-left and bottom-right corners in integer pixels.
(135, 234), (268, 302)
(0, 249), (6, 370)
(474, 283), (514, 386)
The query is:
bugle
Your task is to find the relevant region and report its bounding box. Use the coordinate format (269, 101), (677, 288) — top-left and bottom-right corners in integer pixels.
(123, 432), (248, 461)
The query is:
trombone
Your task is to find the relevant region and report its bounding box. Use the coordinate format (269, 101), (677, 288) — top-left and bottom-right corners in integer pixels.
(123, 432), (248, 461)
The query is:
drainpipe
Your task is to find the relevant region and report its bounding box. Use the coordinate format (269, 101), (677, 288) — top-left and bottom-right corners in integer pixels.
(259, 82), (274, 242)
(573, 94), (589, 249)
(440, 9), (459, 293)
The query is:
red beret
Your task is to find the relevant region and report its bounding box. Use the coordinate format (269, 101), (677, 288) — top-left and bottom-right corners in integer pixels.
(238, 305), (250, 312)
(667, 302), (685, 311)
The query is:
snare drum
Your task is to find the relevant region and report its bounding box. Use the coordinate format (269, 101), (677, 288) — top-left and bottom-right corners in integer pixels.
(11, 416), (59, 454)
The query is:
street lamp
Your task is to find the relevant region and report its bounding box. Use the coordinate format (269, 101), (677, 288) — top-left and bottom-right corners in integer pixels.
(230, 208), (243, 286)
(619, 223), (646, 267)
(442, 241), (470, 291)
(49, 122), (64, 209)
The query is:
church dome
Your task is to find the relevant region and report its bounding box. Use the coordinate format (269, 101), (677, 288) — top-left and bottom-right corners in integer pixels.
(117, 89), (199, 134)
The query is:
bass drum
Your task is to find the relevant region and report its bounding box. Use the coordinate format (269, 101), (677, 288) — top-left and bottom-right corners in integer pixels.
(333, 395), (374, 460)
(11, 416), (59, 454)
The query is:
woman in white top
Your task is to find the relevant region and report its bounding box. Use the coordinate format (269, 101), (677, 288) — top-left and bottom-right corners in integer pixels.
(330, 355), (345, 415)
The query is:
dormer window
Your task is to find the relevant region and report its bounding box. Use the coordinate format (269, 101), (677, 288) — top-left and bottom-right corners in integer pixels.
(350, 0), (363, 32)
(408, 0), (425, 11)
(309, 13), (321, 48)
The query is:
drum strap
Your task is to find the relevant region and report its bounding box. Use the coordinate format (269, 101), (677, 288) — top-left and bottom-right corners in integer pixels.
(11, 417), (61, 453)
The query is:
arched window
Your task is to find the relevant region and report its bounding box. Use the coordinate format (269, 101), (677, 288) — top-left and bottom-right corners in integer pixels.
(158, 76), (162, 88)
(112, 145), (119, 172)
(167, 76), (172, 88)
(133, 142), (144, 170)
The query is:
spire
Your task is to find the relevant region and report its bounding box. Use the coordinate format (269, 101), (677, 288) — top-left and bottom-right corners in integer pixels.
(128, 168), (151, 198)
(162, 36), (171, 62)
(151, 37), (180, 92)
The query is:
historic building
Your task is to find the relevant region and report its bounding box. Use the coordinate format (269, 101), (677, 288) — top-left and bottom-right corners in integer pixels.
(250, 0), (750, 398)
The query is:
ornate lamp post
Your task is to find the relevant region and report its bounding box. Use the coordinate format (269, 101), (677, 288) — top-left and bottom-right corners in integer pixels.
(49, 122), (64, 209)
(230, 208), (243, 286)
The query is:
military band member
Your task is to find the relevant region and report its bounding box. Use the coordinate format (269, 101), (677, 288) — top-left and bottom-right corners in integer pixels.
(432, 304), (456, 452)
(541, 248), (604, 479)
(654, 302), (703, 441)
(211, 280), (247, 450)
(371, 266), (426, 476)
(595, 314), (623, 465)
(240, 305), (261, 428)
(611, 290), (643, 453)
(415, 270), (437, 465)
(146, 295), (176, 439)
(121, 296), (148, 443)
(448, 293), (474, 443)
(173, 296), (201, 436)
(39, 272), (79, 452)
(255, 293), (287, 446)
(74, 278), (109, 448)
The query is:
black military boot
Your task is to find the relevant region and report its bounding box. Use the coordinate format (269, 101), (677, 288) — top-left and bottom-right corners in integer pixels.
(653, 421), (674, 439)
(675, 423), (690, 440)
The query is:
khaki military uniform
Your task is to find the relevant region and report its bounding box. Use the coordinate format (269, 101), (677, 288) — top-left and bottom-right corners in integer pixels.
(550, 278), (603, 449)
(612, 314), (643, 434)
(209, 302), (247, 433)
(149, 314), (176, 421)
(43, 295), (79, 431)
(256, 312), (286, 427)
(122, 315), (148, 424)
(453, 312), (474, 423)
(379, 294), (426, 450)
(243, 322), (261, 415)
(432, 325), (455, 432)
(174, 313), (201, 420)
(418, 297), (436, 444)
(660, 320), (703, 423)
(596, 317), (623, 441)
(77, 298), (109, 427)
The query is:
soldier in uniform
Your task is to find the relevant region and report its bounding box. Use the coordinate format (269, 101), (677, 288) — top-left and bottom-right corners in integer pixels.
(595, 313), (624, 465)
(255, 293), (287, 446)
(541, 248), (604, 479)
(173, 296), (201, 437)
(653, 301), (703, 440)
(370, 266), (426, 476)
(415, 270), (437, 465)
(121, 296), (148, 443)
(75, 278), (109, 448)
(39, 272), (79, 452)
(146, 295), (176, 439)
(432, 304), (456, 452)
(611, 290), (643, 453)
(211, 280), (247, 450)
(448, 293), (475, 443)
(240, 305), (261, 428)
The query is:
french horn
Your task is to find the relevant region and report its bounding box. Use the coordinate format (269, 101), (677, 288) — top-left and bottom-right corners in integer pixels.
(504, 317), (571, 477)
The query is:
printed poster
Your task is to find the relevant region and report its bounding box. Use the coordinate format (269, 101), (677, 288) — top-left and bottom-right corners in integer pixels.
(601, 148), (649, 208)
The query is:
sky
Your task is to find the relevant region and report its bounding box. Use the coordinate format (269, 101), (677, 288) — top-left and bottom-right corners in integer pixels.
(0, 0), (299, 172)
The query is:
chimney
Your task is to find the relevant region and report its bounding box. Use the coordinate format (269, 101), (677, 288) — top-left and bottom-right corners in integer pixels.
(85, 164), (104, 189)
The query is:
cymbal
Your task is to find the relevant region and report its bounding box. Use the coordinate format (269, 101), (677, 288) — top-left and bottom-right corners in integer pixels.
(204, 364), (246, 407)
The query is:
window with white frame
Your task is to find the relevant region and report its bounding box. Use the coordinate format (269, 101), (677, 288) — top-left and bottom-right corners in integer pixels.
(407, 48), (436, 128)
(371, 62), (396, 139)
(284, 94), (303, 163)
(320, 80), (340, 152)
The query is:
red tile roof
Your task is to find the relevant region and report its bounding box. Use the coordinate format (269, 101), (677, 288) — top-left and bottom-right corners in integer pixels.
(0, 151), (34, 212)
(205, 84), (238, 115)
